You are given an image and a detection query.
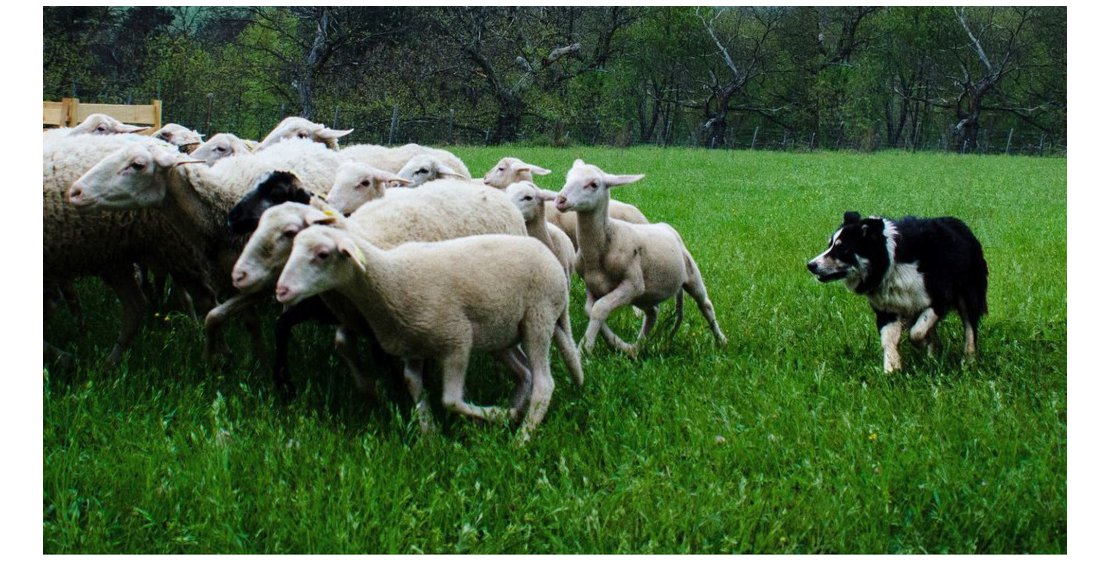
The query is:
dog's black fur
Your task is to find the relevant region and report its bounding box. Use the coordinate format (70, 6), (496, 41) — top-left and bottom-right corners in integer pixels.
(807, 211), (988, 371)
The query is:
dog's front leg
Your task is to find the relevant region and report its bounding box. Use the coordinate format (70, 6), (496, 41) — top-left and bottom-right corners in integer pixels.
(874, 310), (903, 373)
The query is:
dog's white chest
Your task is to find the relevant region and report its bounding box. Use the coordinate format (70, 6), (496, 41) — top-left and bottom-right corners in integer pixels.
(868, 262), (931, 317)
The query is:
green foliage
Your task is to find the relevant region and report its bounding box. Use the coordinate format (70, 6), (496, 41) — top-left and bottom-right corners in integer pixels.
(44, 149), (1066, 553)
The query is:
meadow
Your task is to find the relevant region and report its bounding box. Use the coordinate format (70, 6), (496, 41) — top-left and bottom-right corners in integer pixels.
(43, 147), (1066, 553)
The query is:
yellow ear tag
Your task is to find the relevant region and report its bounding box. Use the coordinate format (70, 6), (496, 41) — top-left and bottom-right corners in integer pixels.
(323, 209), (336, 217)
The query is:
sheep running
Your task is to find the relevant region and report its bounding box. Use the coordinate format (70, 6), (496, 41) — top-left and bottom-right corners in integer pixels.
(482, 156), (650, 247)
(151, 123), (205, 153)
(555, 159), (727, 356)
(276, 223), (579, 442)
(505, 181), (576, 282)
(258, 116), (353, 151)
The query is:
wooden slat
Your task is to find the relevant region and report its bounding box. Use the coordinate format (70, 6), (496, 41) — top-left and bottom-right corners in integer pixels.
(42, 101), (66, 127)
(73, 102), (159, 126)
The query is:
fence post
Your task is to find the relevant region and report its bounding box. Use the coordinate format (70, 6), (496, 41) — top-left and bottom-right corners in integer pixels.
(1005, 128), (1014, 155)
(389, 105), (400, 145)
(750, 126), (759, 150)
(332, 105), (340, 129)
(151, 99), (162, 129)
(1039, 133), (1046, 155)
(448, 109), (455, 145)
(810, 132), (816, 151)
(782, 130), (788, 150)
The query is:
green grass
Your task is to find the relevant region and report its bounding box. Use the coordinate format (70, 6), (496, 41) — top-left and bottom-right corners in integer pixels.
(43, 148), (1066, 553)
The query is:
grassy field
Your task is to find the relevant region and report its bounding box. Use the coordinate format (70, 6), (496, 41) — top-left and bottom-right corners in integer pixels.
(43, 147), (1066, 553)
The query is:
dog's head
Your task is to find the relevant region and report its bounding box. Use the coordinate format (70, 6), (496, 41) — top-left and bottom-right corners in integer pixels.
(807, 211), (891, 290)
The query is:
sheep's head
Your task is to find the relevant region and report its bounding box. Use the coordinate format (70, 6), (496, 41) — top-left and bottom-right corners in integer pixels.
(258, 117), (353, 151)
(506, 181), (558, 222)
(555, 159), (644, 213)
(153, 123), (205, 153)
(275, 225), (362, 306)
(227, 171), (312, 235)
(70, 113), (149, 136)
(328, 162), (410, 215)
(193, 133), (252, 166)
(397, 154), (467, 187)
(233, 203), (346, 293)
(483, 157), (551, 189)
(67, 142), (200, 211)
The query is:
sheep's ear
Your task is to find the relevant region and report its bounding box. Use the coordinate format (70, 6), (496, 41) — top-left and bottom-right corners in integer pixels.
(153, 147), (180, 168)
(173, 159), (207, 167)
(512, 161), (551, 176)
(337, 236), (367, 273)
(304, 207), (339, 226)
(317, 128), (353, 142)
(573, 158), (586, 167)
(601, 173), (645, 187)
(119, 123), (149, 134)
(436, 163), (467, 179)
(536, 189), (560, 201)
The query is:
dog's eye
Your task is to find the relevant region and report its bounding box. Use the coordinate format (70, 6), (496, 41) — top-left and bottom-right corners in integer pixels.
(834, 239), (842, 246)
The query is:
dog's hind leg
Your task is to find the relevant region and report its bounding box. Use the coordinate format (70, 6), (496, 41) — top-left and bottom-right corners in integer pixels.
(909, 307), (939, 343)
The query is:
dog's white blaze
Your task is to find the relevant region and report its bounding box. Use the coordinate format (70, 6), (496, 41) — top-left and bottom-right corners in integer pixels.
(869, 261), (930, 317)
(880, 218), (898, 263)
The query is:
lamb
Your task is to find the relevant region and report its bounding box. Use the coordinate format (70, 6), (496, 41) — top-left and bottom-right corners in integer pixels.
(192, 133), (254, 166)
(231, 178), (530, 392)
(340, 143), (471, 178)
(43, 113), (149, 144)
(151, 123), (205, 153)
(505, 181), (576, 282)
(65, 139), (343, 359)
(555, 159), (727, 356)
(257, 116), (353, 151)
(394, 152), (472, 187)
(276, 224), (579, 442)
(325, 162), (411, 216)
(482, 156), (650, 247)
(44, 133), (222, 364)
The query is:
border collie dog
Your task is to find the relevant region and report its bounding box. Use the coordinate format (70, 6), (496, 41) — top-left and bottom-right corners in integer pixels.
(807, 211), (988, 372)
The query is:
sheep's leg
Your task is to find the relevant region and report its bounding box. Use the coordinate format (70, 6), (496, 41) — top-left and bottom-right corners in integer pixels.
(493, 347), (533, 422)
(59, 280), (86, 328)
(203, 292), (264, 362)
(637, 305), (659, 341)
(403, 359), (434, 433)
(583, 280), (640, 357)
(273, 300), (319, 397)
(518, 318), (556, 444)
(682, 262), (727, 346)
(242, 308), (268, 369)
(669, 290), (685, 341)
(334, 326), (379, 401)
(102, 267), (147, 365)
(441, 348), (514, 424)
(553, 308), (584, 386)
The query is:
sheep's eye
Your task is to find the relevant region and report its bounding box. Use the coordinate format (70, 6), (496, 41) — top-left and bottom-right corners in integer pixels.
(316, 250), (331, 261)
(417, 169), (428, 175)
(586, 182), (597, 189)
(216, 146), (226, 152)
(497, 167), (505, 172)
(281, 230), (296, 239)
(523, 196), (533, 201)
(298, 132), (309, 139)
(96, 126), (107, 132)
(359, 180), (371, 188)
(130, 161), (145, 171)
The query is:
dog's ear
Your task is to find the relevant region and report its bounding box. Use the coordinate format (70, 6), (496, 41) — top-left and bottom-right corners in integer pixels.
(843, 211), (861, 225)
(860, 217), (885, 239)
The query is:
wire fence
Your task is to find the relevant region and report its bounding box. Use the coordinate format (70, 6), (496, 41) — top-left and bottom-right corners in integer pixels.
(59, 88), (1066, 157)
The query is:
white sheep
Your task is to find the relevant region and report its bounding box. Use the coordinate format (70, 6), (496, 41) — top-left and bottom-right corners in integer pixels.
(257, 116), (353, 150)
(232, 181), (532, 403)
(191, 133), (254, 166)
(151, 123), (205, 153)
(276, 224), (579, 442)
(505, 181), (576, 282)
(65, 138), (341, 359)
(481, 156), (650, 247)
(44, 133), (224, 363)
(394, 152), (472, 187)
(555, 159), (727, 356)
(325, 161), (412, 215)
(43, 113), (149, 144)
(340, 143), (471, 177)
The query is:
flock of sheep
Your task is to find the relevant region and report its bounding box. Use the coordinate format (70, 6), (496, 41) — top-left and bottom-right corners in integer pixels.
(44, 114), (727, 442)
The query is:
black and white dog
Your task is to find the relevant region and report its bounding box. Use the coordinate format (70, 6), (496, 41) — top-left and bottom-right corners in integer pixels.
(807, 211), (988, 372)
